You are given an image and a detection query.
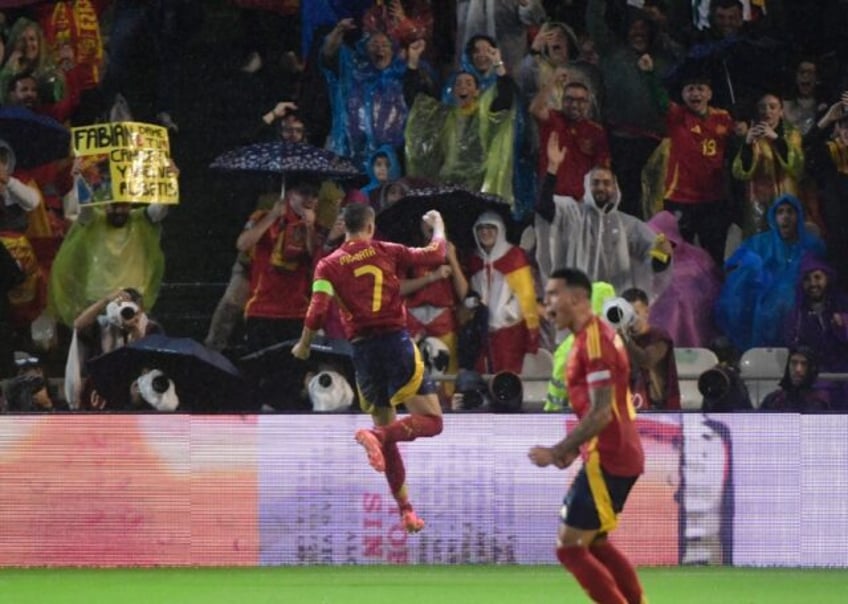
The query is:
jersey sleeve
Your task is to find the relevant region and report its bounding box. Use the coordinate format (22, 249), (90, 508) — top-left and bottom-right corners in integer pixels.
(303, 259), (335, 331)
(395, 237), (447, 272)
(581, 321), (616, 390)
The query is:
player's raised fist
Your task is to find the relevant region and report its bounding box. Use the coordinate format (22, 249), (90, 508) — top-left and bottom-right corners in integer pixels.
(422, 210), (445, 235)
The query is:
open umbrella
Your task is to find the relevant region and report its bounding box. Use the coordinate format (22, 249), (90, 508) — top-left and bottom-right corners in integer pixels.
(239, 336), (357, 412)
(0, 106), (70, 169)
(375, 184), (520, 250)
(209, 140), (366, 184)
(86, 334), (250, 413)
(239, 336), (356, 388)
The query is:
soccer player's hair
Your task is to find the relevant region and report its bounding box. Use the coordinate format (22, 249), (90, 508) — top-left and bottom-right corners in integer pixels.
(621, 287), (649, 306)
(549, 268), (592, 297)
(343, 203), (375, 234)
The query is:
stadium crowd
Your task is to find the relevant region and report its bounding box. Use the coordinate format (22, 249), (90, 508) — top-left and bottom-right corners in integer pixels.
(1, 0), (847, 414)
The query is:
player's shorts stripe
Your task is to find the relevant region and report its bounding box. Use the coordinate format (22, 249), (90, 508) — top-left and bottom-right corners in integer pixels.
(587, 370), (611, 384)
(312, 279), (334, 296)
(585, 445), (618, 533)
(390, 338), (425, 405)
(586, 321), (601, 359)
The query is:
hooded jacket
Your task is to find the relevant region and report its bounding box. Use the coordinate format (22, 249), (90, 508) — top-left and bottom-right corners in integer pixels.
(786, 253), (848, 372)
(759, 346), (830, 412)
(468, 210), (538, 336)
(538, 170), (670, 299)
(716, 194), (826, 350)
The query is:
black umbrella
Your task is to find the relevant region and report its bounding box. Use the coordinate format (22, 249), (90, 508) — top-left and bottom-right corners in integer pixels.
(238, 336), (357, 412)
(87, 334), (250, 413)
(209, 140), (367, 184)
(0, 106), (70, 169)
(375, 184), (520, 249)
(239, 336), (356, 388)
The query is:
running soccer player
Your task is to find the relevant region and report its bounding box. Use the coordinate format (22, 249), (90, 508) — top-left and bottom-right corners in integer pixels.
(528, 267), (645, 604)
(292, 203), (446, 534)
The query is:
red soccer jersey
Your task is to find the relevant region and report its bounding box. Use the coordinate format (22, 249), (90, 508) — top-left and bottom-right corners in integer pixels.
(664, 103), (733, 204)
(566, 316), (644, 477)
(244, 209), (314, 320)
(305, 237), (446, 339)
(537, 113), (610, 198)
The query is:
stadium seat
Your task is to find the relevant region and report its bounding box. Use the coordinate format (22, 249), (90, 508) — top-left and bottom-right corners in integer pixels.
(674, 348), (720, 410)
(739, 347), (788, 408)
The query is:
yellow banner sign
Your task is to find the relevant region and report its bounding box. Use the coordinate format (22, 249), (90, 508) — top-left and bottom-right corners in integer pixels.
(70, 122), (179, 205)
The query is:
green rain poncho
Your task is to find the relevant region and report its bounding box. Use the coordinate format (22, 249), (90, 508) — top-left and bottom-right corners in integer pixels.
(48, 206), (165, 326)
(404, 82), (515, 204)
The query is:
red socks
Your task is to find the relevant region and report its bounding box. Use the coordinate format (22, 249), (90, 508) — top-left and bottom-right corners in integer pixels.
(376, 414), (443, 444)
(383, 441), (408, 509)
(557, 546), (627, 604)
(590, 541), (644, 604)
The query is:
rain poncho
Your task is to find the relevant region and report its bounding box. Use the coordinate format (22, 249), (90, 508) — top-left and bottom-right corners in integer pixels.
(48, 201), (166, 327)
(647, 210), (722, 348)
(537, 170), (670, 299)
(715, 194), (825, 351)
(443, 43), (534, 218)
(731, 119), (804, 237)
(322, 37), (413, 166)
(405, 81), (515, 202)
(361, 144), (402, 196)
(468, 211), (539, 373)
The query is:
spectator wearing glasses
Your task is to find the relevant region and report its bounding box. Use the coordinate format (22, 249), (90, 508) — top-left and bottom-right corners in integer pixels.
(531, 75), (610, 201)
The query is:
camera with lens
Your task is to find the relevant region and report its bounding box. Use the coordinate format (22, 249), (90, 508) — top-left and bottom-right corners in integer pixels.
(106, 299), (140, 327)
(601, 297), (636, 331)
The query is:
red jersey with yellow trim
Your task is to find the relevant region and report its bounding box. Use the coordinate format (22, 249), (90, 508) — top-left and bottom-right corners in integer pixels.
(244, 208), (314, 320)
(664, 103), (733, 204)
(567, 316), (644, 476)
(305, 237), (446, 339)
(538, 113), (611, 198)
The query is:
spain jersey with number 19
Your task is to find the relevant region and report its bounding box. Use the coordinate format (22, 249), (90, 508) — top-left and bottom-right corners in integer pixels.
(306, 237), (446, 339)
(664, 102), (732, 204)
(566, 316), (644, 477)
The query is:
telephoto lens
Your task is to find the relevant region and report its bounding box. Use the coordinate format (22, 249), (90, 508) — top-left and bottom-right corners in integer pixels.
(151, 374), (171, 394)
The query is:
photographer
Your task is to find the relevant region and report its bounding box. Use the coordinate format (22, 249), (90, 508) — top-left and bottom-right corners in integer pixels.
(2, 352), (65, 413)
(613, 288), (680, 411)
(65, 288), (163, 409)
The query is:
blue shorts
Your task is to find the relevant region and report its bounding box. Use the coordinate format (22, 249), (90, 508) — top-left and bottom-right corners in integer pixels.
(561, 456), (638, 534)
(351, 330), (436, 413)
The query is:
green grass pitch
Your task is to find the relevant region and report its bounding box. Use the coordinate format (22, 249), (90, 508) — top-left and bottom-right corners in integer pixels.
(2, 566), (847, 603)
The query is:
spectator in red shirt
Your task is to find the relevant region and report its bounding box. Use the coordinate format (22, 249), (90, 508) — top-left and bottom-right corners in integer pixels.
(531, 72), (610, 200)
(639, 53), (735, 266)
(236, 180), (319, 352)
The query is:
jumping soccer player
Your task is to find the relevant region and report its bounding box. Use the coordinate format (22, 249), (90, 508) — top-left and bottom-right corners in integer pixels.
(528, 267), (645, 604)
(292, 203), (445, 534)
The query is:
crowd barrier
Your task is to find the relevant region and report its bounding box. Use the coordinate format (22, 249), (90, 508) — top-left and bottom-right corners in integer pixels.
(1, 413), (846, 568)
